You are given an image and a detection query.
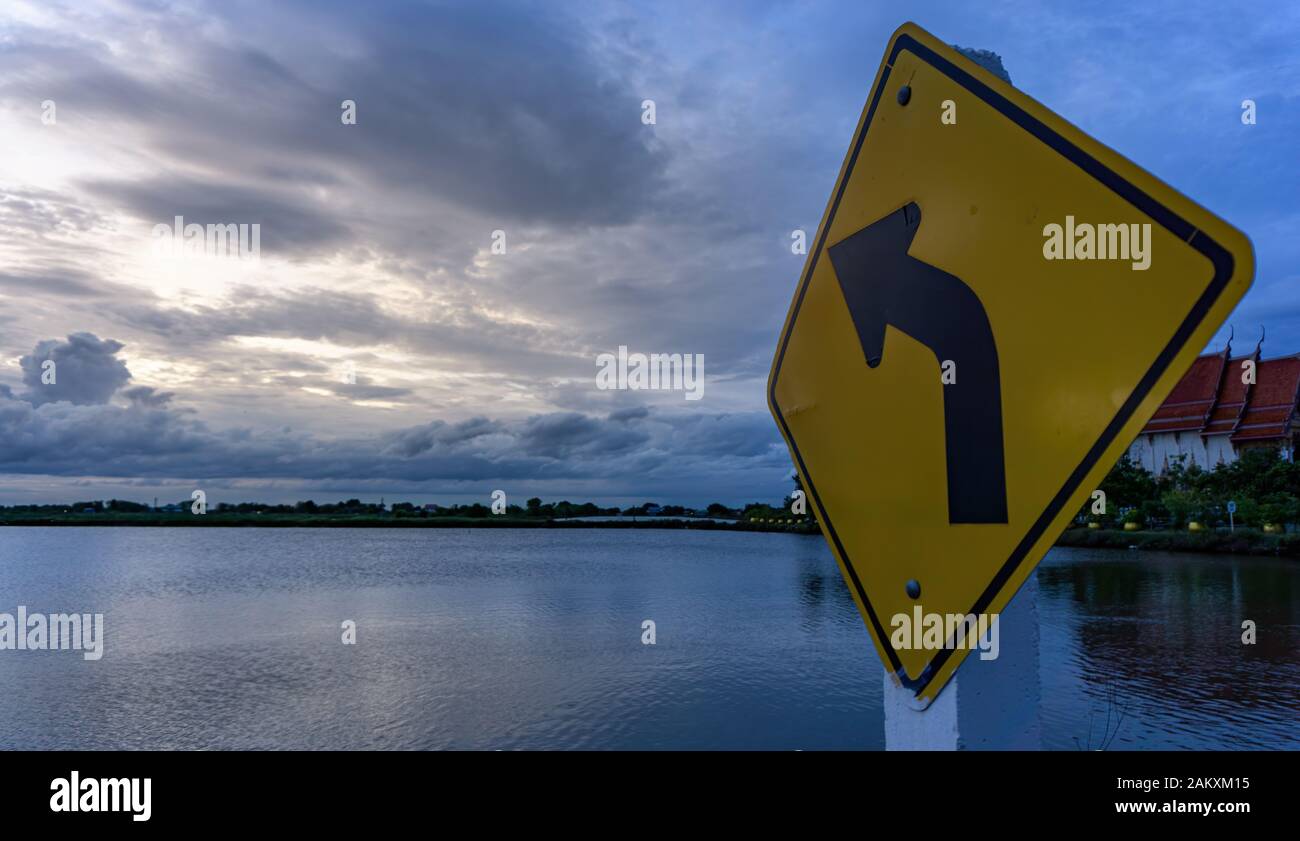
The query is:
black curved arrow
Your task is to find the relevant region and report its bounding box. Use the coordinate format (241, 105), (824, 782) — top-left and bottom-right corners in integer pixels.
(828, 202), (1008, 524)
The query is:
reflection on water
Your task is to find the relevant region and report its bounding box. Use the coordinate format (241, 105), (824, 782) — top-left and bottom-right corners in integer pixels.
(1037, 547), (1299, 750)
(0, 528), (1295, 749)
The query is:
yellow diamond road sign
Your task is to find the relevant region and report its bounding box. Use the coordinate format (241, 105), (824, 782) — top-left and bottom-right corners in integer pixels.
(768, 22), (1254, 707)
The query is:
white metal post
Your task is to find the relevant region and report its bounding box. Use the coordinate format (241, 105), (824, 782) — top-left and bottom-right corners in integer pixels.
(883, 575), (1042, 750)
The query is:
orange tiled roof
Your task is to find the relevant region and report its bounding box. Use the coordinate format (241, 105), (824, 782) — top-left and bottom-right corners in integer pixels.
(1203, 354), (1253, 436)
(1233, 356), (1300, 442)
(1138, 351), (1226, 435)
(1139, 349), (1299, 442)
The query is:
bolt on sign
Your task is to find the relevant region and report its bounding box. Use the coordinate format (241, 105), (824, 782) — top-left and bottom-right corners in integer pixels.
(767, 22), (1253, 707)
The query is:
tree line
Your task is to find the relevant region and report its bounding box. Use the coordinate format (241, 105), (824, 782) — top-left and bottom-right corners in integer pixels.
(1087, 448), (1300, 529)
(0, 497), (789, 520)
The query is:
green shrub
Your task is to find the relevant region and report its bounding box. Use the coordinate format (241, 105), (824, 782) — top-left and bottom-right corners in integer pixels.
(1257, 492), (1298, 526)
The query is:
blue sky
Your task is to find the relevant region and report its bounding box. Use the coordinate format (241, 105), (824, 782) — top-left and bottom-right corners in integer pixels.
(0, 0), (1296, 506)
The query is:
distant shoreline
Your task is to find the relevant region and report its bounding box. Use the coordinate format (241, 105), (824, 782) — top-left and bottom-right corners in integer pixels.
(1056, 525), (1300, 559)
(0, 512), (821, 535)
(5, 516), (1294, 557)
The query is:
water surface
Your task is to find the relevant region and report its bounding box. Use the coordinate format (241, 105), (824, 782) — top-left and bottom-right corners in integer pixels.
(0, 527), (1295, 749)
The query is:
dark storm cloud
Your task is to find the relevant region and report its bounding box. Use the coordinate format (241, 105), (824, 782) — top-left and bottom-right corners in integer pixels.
(608, 406), (650, 422)
(0, 334), (780, 485)
(240, 0), (671, 225)
(329, 379), (413, 401)
(121, 385), (175, 407)
(3, 0), (668, 231)
(383, 417), (506, 458)
(19, 333), (132, 406)
(663, 413), (782, 458)
(517, 411), (650, 459)
(82, 177), (351, 254)
(0, 371), (780, 486)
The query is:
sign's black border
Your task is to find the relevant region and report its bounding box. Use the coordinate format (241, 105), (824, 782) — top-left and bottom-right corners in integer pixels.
(769, 32), (1235, 698)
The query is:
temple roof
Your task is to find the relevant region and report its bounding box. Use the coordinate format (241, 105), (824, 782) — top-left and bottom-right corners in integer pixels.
(1139, 350), (1227, 435)
(1232, 356), (1300, 442)
(1138, 347), (1300, 443)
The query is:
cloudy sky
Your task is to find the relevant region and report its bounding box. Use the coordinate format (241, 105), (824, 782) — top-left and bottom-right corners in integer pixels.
(0, 0), (1296, 506)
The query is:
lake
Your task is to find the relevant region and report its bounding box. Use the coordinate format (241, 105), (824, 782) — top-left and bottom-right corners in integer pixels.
(0, 527), (1296, 749)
